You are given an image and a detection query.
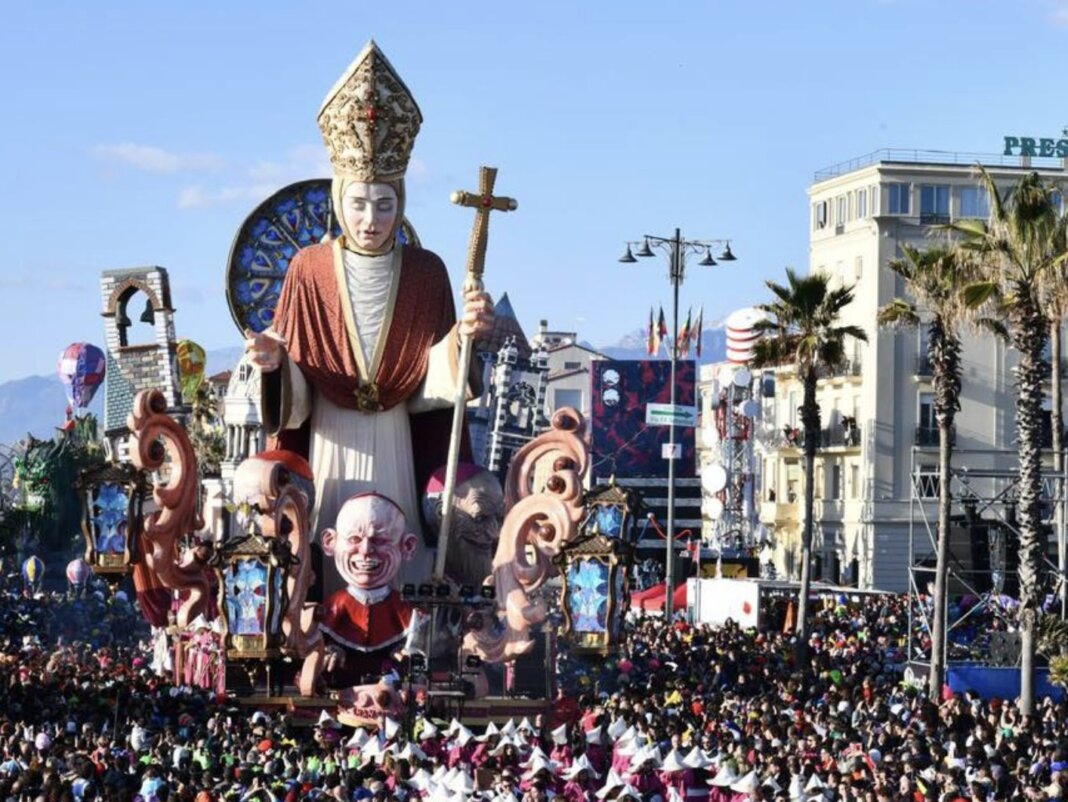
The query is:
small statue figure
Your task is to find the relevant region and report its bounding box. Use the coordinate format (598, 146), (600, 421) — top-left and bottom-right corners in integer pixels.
(320, 492), (417, 686)
(423, 463), (505, 589)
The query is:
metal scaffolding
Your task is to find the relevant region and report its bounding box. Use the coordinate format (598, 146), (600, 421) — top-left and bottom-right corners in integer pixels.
(907, 447), (1067, 668)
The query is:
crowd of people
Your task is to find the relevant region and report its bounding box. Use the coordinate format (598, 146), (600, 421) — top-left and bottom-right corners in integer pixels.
(3, 568), (1068, 802)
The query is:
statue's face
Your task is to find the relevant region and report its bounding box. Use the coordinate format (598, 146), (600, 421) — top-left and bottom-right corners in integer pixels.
(452, 472), (505, 551)
(322, 496), (415, 590)
(341, 181), (398, 251)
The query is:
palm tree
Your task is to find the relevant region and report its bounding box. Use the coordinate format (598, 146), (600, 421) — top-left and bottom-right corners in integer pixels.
(1042, 215), (1068, 615)
(877, 244), (987, 701)
(949, 168), (1067, 714)
(752, 269), (867, 658)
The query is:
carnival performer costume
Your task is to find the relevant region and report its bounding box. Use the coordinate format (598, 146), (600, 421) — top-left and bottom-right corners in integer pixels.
(262, 42), (475, 583)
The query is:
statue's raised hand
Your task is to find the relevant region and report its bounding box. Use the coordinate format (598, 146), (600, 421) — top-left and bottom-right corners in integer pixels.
(244, 328), (287, 373)
(459, 289), (495, 341)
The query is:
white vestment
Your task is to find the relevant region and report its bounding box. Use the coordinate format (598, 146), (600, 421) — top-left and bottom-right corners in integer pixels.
(275, 244), (467, 587)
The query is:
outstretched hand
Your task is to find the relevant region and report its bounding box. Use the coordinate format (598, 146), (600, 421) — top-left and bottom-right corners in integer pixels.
(459, 289), (495, 341)
(244, 328), (287, 373)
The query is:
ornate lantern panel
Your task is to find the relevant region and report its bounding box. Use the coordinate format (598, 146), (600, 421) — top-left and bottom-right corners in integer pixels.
(556, 482), (644, 653)
(78, 463), (146, 579)
(215, 532), (289, 660)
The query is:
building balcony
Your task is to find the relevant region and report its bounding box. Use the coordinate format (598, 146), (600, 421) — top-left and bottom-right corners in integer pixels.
(914, 355), (933, 377)
(821, 424), (862, 448)
(818, 358), (863, 380)
(760, 499), (799, 524)
(919, 212), (951, 225)
(915, 425), (956, 447)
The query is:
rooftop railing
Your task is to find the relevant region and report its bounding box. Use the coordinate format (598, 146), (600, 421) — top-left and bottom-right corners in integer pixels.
(814, 148), (1068, 182)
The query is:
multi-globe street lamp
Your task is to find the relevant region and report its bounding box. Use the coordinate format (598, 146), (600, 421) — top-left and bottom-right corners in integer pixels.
(619, 229), (736, 619)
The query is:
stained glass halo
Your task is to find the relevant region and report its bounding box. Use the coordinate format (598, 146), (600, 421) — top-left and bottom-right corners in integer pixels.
(226, 178), (421, 335)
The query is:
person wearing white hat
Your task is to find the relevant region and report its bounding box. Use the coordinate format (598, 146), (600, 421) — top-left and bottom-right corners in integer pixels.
(550, 723), (573, 766)
(729, 771), (758, 795)
(561, 754), (600, 800)
(418, 719), (446, 762)
(584, 726), (610, 777)
(707, 762), (740, 788)
(470, 721), (500, 768)
(595, 770), (625, 799)
(520, 754), (563, 798)
(629, 747), (667, 799)
(446, 724), (476, 769)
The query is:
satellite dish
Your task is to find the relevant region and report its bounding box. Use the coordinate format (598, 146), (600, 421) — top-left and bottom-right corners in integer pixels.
(733, 367), (752, 387)
(702, 497), (725, 520)
(717, 365), (736, 386)
(741, 399), (760, 417)
(701, 463), (728, 494)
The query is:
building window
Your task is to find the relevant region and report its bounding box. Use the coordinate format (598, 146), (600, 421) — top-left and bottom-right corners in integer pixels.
(814, 200), (829, 230)
(918, 392), (936, 446)
(887, 183), (911, 215)
(919, 184), (950, 223)
(829, 463), (842, 500)
(836, 195), (848, 225)
(959, 186), (990, 219)
(850, 464), (860, 499)
(563, 361), (580, 370)
(854, 256), (863, 279)
(553, 388), (582, 411)
(856, 188), (868, 219)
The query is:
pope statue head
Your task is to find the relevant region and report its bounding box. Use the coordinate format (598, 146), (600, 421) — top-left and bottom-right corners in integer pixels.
(321, 493), (416, 591)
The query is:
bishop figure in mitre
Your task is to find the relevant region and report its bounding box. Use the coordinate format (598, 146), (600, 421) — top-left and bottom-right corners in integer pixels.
(246, 41), (494, 585)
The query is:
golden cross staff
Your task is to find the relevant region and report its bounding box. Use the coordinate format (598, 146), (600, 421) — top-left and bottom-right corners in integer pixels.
(433, 166), (518, 580)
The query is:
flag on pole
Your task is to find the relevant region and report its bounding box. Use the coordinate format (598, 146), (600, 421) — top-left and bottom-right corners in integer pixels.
(677, 307), (692, 358)
(647, 307), (657, 356)
(657, 307), (668, 345)
(695, 306), (704, 358)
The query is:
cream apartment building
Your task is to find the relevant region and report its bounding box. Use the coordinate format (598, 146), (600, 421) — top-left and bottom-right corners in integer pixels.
(759, 149), (1067, 591)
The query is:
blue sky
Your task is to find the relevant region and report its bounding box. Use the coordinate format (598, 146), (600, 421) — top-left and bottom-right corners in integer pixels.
(2, 0), (1068, 382)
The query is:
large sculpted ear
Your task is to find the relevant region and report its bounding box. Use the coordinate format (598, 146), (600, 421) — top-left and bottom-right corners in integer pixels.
(399, 532), (418, 562)
(321, 528), (337, 557)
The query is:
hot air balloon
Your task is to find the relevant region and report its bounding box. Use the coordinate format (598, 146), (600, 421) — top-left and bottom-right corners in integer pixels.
(57, 343), (106, 410)
(66, 558), (90, 588)
(22, 555), (44, 592)
(176, 339), (206, 401)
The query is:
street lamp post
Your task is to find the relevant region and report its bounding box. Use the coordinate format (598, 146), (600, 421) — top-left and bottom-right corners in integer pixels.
(620, 229), (736, 619)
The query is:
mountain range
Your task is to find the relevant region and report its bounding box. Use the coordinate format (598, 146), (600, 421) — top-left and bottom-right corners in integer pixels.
(0, 329), (727, 447)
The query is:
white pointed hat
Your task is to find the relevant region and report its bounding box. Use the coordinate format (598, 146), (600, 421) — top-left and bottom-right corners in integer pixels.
(345, 729), (370, 749)
(595, 771), (625, 799)
(763, 775), (783, 793)
(616, 737), (640, 757)
(805, 774), (825, 792)
(550, 724), (568, 745)
(709, 764), (740, 786)
(384, 717), (401, 739)
(419, 720), (439, 740)
(617, 725), (637, 743)
(447, 718), (463, 735)
(563, 753), (601, 779)
(607, 719), (627, 739)
(617, 785), (642, 800)
(477, 721), (500, 742)
(317, 710), (340, 729)
(522, 755), (559, 779)
(360, 737), (383, 762)
(431, 765), (448, 782)
(660, 749), (687, 773)
(586, 726), (604, 743)
(518, 717), (536, 734)
(731, 771), (759, 794)
(501, 718), (517, 737)
(683, 747), (710, 769)
(455, 724), (475, 747)
(409, 768), (432, 792)
(447, 769), (476, 794)
(490, 735), (516, 756)
(398, 742), (426, 762)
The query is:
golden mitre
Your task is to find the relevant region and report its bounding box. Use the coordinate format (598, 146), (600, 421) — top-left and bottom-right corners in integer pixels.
(317, 40), (423, 182)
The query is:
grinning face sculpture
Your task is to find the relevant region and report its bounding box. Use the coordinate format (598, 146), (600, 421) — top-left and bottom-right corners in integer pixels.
(321, 493), (416, 591)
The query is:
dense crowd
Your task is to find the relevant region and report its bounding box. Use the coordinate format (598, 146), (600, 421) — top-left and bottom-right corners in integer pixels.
(2, 569), (1068, 802)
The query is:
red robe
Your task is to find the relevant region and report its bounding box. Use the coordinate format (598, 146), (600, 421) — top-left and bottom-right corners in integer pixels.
(263, 241), (476, 545)
(320, 586), (412, 685)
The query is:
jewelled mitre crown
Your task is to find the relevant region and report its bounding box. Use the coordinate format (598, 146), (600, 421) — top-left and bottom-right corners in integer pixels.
(317, 40), (423, 182)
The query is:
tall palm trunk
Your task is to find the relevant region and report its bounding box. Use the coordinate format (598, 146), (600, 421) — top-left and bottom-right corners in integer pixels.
(929, 320), (961, 701)
(1051, 323), (1065, 617)
(1013, 291), (1048, 716)
(796, 367), (821, 660)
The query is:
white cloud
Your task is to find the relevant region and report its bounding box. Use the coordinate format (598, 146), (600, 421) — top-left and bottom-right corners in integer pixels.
(177, 184), (279, 210)
(178, 144), (334, 210)
(1051, 0), (1068, 24)
(91, 143), (225, 174)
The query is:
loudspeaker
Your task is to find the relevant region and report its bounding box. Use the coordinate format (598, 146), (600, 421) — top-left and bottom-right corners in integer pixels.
(508, 629), (553, 699)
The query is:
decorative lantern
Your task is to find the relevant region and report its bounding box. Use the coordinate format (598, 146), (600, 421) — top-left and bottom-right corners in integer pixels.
(77, 463), (147, 581)
(214, 529), (290, 660)
(556, 482), (643, 654)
